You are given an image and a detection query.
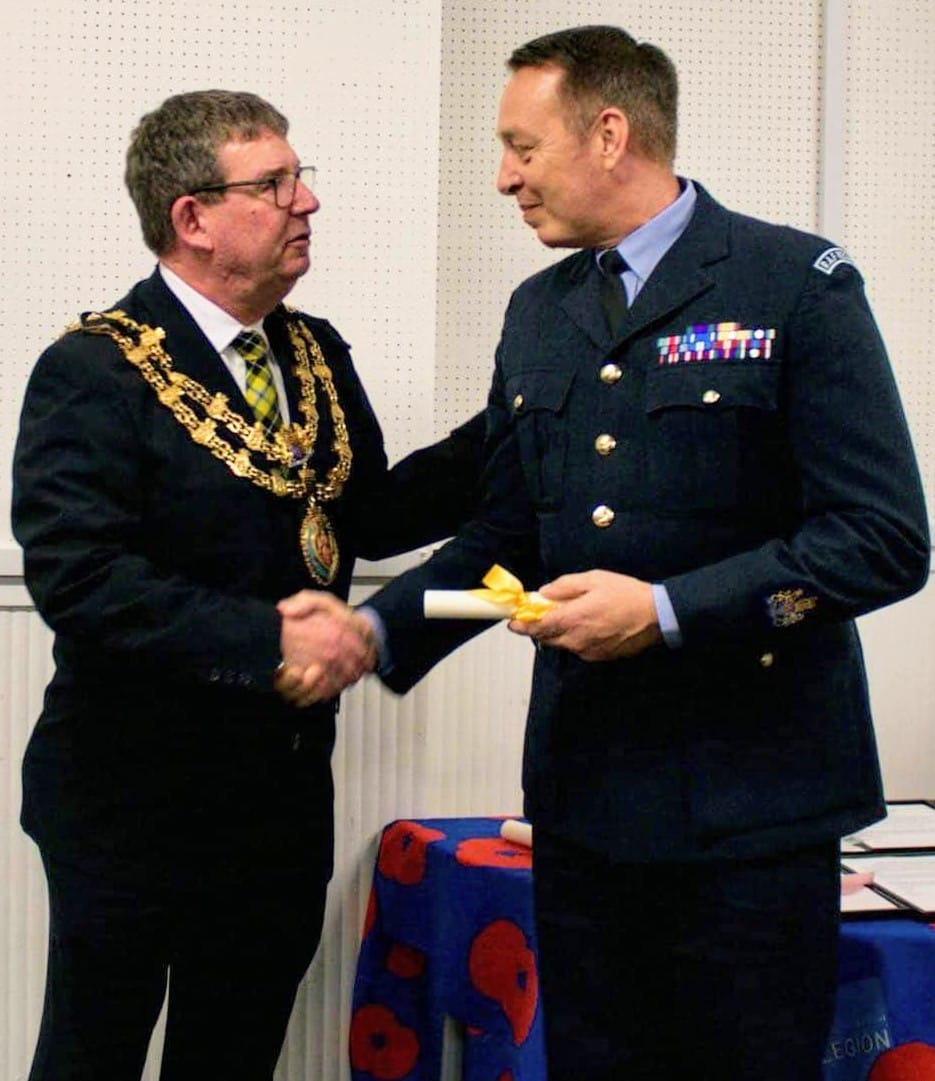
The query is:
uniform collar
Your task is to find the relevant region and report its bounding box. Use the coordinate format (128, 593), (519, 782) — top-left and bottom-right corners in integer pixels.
(598, 178), (697, 299)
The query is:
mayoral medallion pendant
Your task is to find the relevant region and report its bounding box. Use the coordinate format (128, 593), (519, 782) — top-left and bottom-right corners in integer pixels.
(300, 502), (339, 585)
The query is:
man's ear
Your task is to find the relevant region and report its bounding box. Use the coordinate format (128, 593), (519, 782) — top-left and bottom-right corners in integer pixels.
(594, 107), (629, 168)
(169, 194), (214, 254)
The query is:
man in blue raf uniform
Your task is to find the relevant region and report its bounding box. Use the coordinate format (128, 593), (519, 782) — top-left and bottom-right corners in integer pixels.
(12, 91), (484, 1081)
(350, 25), (930, 1081)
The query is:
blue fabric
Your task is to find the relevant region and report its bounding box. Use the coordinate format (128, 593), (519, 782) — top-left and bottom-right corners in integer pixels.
(352, 818), (935, 1081)
(827, 920), (935, 1079)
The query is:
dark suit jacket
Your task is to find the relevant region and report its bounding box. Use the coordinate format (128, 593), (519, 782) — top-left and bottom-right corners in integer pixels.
(12, 269), (484, 872)
(368, 185), (930, 862)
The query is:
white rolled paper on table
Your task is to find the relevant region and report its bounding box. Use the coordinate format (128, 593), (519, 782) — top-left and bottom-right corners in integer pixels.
(500, 819), (533, 848)
(423, 590), (549, 620)
(840, 870), (875, 895)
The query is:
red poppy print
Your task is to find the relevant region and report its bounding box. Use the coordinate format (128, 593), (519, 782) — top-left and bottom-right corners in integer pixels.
(455, 837), (532, 870)
(869, 1042), (935, 1080)
(468, 919), (538, 1045)
(378, 821), (446, 886)
(363, 888), (377, 940)
(349, 1003), (420, 1080)
(386, 942), (426, 980)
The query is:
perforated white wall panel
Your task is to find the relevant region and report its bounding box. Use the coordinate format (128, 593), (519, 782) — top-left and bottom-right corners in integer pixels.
(836, 0), (935, 510)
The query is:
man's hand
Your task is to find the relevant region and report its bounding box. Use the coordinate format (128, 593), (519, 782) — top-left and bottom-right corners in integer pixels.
(274, 590), (376, 707)
(507, 570), (662, 661)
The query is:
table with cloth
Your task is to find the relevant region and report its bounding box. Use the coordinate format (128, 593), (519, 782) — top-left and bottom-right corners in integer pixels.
(350, 817), (935, 1081)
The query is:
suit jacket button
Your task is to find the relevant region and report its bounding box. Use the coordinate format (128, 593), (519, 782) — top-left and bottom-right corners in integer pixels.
(702, 389), (721, 404)
(600, 363), (623, 385)
(591, 504), (615, 528)
(594, 434), (617, 456)
(513, 394), (524, 410)
(292, 732), (302, 751)
(759, 651), (775, 668)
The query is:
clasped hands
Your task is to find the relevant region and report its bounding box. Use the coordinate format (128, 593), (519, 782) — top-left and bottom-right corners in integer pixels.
(275, 591), (377, 708)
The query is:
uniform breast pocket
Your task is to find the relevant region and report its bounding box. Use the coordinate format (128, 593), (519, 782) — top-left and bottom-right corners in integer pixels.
(644, 362), (783, 512)
(504, 369), (575, 510)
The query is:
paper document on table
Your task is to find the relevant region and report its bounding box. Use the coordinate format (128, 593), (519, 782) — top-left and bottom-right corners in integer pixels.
(841, 855), (935, 915)
(843, 802), (935, 852)
(840, 886), (902, 915)
(841, 837), (868, 855)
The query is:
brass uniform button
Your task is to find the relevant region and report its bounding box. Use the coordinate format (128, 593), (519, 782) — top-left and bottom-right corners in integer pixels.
(759, 651), (775, 668)
(702, 389), (721, 405)
(594, 434), (617, 456)
(513, 394), (524, 410)
(599, 363), (623, 385)
(591, 505), (615, 528)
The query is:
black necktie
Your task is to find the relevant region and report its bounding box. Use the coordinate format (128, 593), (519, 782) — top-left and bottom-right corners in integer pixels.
(598, 248), (629, 338)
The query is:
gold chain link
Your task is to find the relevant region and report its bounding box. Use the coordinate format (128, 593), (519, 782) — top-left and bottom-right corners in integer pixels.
(65, 307), (352, 504)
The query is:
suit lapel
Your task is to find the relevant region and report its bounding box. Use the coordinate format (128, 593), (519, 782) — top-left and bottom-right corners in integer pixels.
(618, 187), (730, 343)
(558, 253), (615, 352)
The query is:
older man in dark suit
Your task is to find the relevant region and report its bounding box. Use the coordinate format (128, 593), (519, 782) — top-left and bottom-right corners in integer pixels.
(12, 90), (483, 1081)
(339, 25), (930, 1081)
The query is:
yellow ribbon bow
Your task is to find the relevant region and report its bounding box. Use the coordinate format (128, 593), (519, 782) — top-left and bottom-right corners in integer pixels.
(468, 564), (555, 622)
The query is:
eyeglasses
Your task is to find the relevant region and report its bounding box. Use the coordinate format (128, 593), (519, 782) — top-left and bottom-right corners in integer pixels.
(189, 165), (317, 208)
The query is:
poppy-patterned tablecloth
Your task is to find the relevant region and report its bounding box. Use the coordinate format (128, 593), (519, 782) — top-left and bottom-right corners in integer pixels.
(350, 817), (540, 1081)
(350, 817), (935, 1081)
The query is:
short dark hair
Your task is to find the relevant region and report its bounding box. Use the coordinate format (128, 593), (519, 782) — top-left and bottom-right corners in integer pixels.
(508, 26), (677, 165)
(125, 90), (289, 255)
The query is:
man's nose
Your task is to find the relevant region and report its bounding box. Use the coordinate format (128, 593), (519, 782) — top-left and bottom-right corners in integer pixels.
(293, 178), (319, 214)
(496, 154), (522, 195)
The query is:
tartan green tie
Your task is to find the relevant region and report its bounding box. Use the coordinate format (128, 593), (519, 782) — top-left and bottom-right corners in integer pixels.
(232, 330), (282, 438)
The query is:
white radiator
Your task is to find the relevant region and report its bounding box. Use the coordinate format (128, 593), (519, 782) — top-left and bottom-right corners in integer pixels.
(0, 599), (531, 1081)
(1, 608), (55, 1081)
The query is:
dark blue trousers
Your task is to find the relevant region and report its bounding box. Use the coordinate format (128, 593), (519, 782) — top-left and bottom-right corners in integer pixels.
(533, 830), (841, 1081)
(28, 848), (328, 1081)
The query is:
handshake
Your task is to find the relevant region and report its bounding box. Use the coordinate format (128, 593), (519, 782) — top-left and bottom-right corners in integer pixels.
(274, 590), (379, 708)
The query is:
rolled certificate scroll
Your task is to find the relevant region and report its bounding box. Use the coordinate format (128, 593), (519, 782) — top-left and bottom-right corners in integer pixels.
(500, 819), (533, 847)
(424, 590), (549, 620)
(423, 564), (554, 622)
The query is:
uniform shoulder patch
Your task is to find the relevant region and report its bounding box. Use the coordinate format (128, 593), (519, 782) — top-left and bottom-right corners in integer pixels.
(813, 246), (857, 275)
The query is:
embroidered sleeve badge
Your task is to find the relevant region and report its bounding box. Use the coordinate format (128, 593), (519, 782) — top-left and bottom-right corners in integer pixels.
(766, 588), (818, 628)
